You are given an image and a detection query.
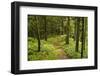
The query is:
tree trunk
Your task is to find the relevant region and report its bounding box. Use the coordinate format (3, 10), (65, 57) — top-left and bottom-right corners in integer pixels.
(35, 16), (41, 52)
(81, 17), (85, 58)
(75, 17), (80, 52)
(44, 16), (47, 41)
(61, 17), (64, 35)
(74, 17), (77, 41)
(83, 17), (87, 50)
(66, 17), (70, 44)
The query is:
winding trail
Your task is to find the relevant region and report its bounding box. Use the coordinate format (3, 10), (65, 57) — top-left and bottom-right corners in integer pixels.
(53, 40), (68, 59)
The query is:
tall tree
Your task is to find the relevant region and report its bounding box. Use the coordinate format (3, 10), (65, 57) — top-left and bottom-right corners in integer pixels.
(35, 16), (41, 52)
(81, 17), (85, 58)
(44, 16), (47, 41)
(74, 17), (77, 41)
(61, 17), (64, 35)
(83, 17), (87, 50)
(66, 17), (70, 44)
(75, 17), (80, 52)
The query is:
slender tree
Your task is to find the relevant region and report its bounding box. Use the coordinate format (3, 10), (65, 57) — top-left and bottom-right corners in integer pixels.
(81, 17), (85, 58)
(44, 16), (47, 41)
(83, 17), (87, 50)
(75, 17), (80, 52)
(66, 17), (70, 44)
(74, 17), (77, 41)
(61, 17), (64, 35)
(35, 16), (41, 52)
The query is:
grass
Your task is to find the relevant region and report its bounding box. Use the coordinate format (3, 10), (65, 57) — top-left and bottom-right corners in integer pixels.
(28, 35), (88, 61)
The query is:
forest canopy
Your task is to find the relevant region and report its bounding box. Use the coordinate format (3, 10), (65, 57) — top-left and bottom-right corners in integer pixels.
(28, 15), (88, 61)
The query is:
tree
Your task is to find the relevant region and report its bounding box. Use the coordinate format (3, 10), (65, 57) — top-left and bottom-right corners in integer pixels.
(83, 17), (87, 50)
(81, 17), (85, 58)
(44, 16), (47, 41)
(74, 17), (77, 41)
(66, 17), (70, 44)
(75, 17), (80, 52)
(61, 17), (64, 35)
(35, 16), (41, 52)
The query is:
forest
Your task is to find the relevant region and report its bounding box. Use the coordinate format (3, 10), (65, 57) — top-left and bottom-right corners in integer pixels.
(28, 15), (88, 61)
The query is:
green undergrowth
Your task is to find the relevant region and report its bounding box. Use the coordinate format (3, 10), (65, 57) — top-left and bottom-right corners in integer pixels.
(28, 35), (88, 61)
(28, 37), (59, 60)
(62, 38), (88, 59)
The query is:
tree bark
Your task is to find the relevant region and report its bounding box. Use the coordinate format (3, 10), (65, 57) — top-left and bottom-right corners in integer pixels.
(44, 16), (47, 41)
(35, 16), (41, 52)
(75, 17), (80, 52)
(81, 17), (85, 58)
(61, 17), (64, 35)
(83, 17), (87, 50)
(74, 17), (77, 41)
(66, 17), (70, 44)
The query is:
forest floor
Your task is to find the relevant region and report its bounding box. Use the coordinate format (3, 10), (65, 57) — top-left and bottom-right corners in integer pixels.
(28, 35), (88, 61)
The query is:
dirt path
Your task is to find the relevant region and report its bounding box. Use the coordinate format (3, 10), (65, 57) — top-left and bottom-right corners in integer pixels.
(56, 48), (68, 59)
(53, 41), (68, 59)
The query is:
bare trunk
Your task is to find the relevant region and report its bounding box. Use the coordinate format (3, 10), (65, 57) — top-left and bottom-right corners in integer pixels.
(81, 17), (85, 58)
(75, 17), (80, 52)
